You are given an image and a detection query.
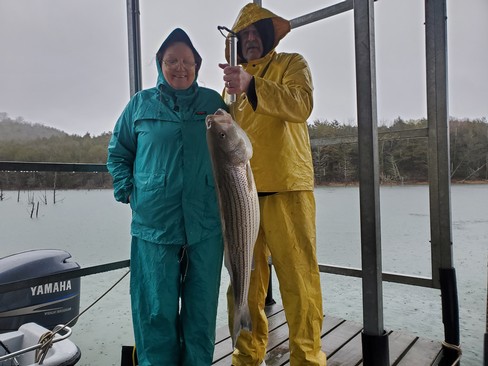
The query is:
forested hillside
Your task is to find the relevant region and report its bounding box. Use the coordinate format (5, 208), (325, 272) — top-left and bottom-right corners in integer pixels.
(0, 113), (67, 141)
(0, 114), (486, 190)
(0, 113), (111, 189)
(310, 116), (488, 184)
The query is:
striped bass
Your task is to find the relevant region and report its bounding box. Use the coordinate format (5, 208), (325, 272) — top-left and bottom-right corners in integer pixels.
(205, 109), (259, 348)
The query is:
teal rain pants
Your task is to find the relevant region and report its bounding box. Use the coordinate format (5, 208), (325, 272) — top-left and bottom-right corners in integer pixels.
(130, 235), (223, 366)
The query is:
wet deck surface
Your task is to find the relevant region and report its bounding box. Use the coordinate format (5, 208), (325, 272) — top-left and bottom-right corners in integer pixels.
(212, 304), (444, 366)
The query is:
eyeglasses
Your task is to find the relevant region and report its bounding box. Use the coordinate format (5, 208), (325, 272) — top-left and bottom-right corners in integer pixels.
(162, 59), (197, 71)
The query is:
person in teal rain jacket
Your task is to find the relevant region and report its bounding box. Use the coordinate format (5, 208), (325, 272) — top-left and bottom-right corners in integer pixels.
(107, 28), (227, 366)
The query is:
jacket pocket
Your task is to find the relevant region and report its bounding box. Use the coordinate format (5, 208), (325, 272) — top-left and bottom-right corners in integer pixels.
(130, 172), (169, 229)
(133, 172), (166, 191)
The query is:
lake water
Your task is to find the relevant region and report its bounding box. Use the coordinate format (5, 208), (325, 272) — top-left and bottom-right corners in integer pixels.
(0, 185), (486, 365)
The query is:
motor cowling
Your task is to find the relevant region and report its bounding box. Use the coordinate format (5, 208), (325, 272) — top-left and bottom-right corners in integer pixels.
(0, 249), (81, 332)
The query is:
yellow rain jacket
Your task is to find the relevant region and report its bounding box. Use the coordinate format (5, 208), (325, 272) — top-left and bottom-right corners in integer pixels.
(224, 3), (315, 193)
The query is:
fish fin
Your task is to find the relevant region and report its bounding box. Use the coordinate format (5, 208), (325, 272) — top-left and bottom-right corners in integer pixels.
(224, 248), (234, 288)
(246, 163), (254, 191)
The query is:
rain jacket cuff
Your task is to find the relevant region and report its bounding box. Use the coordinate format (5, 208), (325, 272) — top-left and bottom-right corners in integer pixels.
(115, 187), (132, 204)
(246, 76), (257, 110)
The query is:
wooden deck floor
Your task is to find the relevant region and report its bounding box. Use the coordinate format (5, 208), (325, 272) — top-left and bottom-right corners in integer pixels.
(212, 304), (445, 366)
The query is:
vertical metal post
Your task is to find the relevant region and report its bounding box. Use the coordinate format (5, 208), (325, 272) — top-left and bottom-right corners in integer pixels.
(484, 267), (487, 366)
(425, 0), (460, 360)
(126, 0), (142, 97)
(353, 0), (389, 364)
(425, 0), (452, 288)
(228, 34), (238, 104)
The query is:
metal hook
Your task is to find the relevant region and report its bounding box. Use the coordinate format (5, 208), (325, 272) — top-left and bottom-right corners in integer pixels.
(217, 26), (238, 104)
(217, 25), (237, 38)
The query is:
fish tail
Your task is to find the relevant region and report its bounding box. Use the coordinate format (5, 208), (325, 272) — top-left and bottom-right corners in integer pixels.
(240, 304), (252, 332)
(232, 305), (253, 348)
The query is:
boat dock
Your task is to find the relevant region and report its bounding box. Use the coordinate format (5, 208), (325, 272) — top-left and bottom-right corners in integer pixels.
(212, 304), (445, 366)
(1, 0), (480, 363)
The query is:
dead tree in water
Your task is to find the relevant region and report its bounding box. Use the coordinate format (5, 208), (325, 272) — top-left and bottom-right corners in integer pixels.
(53, 172), (57, 204)
(27, 191), (34, 205)
(29, 201), (40, 218)
(460, 163), (488, 183)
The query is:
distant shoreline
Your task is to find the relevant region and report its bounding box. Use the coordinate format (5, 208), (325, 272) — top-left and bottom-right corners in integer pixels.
(315, 179), (488, 187)
(1, 180), (486, 193)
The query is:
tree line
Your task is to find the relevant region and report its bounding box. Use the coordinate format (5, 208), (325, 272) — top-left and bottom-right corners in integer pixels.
(0, 132), (113, 190)
(0, 116), (486, 190)
(309, 117), (488, 184)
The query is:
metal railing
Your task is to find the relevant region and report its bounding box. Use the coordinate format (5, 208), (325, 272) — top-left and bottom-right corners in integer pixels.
(0, 160), (436, 290)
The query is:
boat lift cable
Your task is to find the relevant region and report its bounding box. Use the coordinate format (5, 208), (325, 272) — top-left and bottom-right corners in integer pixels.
(0, 269), (131, 365)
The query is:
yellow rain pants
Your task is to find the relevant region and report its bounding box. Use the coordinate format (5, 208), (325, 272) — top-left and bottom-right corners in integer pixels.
(228, 191), (327, 366)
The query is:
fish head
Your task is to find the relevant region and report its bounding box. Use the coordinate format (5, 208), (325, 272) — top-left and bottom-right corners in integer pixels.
(206, 109), (253, 164)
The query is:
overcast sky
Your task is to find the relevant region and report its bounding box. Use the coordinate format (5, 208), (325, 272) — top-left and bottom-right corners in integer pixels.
(0, 0), (486, 136)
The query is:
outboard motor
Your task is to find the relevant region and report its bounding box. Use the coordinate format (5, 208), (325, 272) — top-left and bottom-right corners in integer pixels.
(0, 249), (80, 332)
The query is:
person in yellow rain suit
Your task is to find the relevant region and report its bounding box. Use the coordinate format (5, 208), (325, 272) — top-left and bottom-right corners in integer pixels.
(219, 3), (327, 366)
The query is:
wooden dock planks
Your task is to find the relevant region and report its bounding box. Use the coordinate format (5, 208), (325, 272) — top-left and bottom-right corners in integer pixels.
(213, 305), (444, 366)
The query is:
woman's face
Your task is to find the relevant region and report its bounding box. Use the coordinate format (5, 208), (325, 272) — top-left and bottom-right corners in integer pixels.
(161, 42), (197, 90)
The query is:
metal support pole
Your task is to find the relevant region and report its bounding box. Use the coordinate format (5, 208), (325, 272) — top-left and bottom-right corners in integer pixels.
(126, 0), (142, 96)
(425, 0), (453, 288)
(439, 268), (461, 362)
(484, 267), (487, 366)
(353, 0), (389, 364)
(291, 0), (353, 29)
(228, 33), (238, 104)
(425, 0), (460, 360)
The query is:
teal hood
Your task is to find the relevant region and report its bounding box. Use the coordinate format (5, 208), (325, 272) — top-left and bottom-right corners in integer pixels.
(155, 28), (201, 92)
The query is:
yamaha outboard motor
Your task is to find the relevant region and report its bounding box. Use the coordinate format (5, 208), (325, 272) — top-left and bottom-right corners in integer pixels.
(0, 249), (80, 332)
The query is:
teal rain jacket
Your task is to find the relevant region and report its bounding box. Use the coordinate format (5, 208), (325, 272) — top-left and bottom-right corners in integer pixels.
(107, 54), (227, 246)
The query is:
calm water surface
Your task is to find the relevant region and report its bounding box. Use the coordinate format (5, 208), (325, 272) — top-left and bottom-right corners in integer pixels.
(0, 185), (486, 365)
